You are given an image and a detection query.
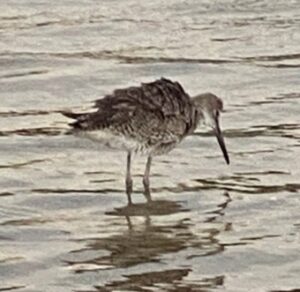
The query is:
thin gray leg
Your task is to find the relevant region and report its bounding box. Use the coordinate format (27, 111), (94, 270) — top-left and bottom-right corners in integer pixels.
(126, 152), (133, 205)
(143, 155), (152, 203)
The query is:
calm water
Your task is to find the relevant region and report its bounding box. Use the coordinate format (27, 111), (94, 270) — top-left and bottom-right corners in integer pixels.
(1, 1), (300, 291)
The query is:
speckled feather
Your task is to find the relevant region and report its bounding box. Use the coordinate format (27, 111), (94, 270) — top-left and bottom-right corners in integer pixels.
(65, 78), (200, 154)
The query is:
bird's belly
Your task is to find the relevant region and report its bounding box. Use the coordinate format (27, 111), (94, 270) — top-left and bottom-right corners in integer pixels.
(76, 129), (181, 156)
(151, 141), (178, 155)
(77, 130), (151, 154)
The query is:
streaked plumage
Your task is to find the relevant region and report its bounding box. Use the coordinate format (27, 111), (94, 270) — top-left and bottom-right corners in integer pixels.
(63, 78), (229, 204)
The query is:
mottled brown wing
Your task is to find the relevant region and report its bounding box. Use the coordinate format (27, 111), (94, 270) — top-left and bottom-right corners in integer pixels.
(106, 78), (193, 117)
(67, 78), (195, 143)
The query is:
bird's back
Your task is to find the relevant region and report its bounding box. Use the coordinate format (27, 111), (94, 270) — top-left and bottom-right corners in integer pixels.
(64, 78), (198, 154)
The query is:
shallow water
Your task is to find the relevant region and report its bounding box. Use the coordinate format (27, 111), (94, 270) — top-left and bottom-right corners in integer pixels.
(1, 1), (300, 291)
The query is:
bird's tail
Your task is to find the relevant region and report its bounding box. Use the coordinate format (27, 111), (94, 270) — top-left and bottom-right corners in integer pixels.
(60, 110), (86, 134)
(61, 111), (84, 120)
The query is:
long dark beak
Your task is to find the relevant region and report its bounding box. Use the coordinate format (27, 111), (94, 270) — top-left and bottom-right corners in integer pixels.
(214, 118), (230, 165)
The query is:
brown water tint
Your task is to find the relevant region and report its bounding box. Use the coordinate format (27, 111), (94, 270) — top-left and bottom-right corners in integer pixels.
(1, 0), (300, 291)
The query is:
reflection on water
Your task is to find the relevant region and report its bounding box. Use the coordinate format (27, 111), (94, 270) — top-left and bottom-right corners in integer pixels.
(1, 0), (300, 291)
(67, 201), (193, 271)
(64, 196), (229, 291)
(92, 269), (224, 292)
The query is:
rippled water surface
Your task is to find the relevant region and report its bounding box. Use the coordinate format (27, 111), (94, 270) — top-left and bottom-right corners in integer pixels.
(1, 1), (300, 291)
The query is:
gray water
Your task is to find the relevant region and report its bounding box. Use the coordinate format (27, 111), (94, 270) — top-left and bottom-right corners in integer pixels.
(1, 1), (300, 291)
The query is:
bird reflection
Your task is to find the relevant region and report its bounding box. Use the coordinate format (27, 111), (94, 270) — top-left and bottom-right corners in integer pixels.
(106, 199), (189, 229)
(68, 200), (193, 270)
(65, 193), (232, 291)
(94, 269), (224, 292)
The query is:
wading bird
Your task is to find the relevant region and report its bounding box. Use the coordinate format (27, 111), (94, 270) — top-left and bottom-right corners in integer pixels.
(63, 78), (230, 204)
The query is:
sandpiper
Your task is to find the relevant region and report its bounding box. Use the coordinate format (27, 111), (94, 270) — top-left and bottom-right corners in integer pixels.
(63, 78), (229, 204)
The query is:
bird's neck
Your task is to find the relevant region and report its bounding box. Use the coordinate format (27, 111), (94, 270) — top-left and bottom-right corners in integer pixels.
(195, 107), (205, 127)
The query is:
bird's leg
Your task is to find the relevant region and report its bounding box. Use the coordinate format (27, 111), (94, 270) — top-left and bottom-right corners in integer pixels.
(143, 155), (152, 203)
(125, 152), (133, 205)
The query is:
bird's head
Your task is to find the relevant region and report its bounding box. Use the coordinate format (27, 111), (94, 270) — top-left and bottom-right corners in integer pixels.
(193, 93), (230, 165)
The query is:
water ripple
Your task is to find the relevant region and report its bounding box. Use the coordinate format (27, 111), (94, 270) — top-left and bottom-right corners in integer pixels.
(0, 69), (48, 79)
(0, 159), (49, 169)
(0, 286), (26, 292)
